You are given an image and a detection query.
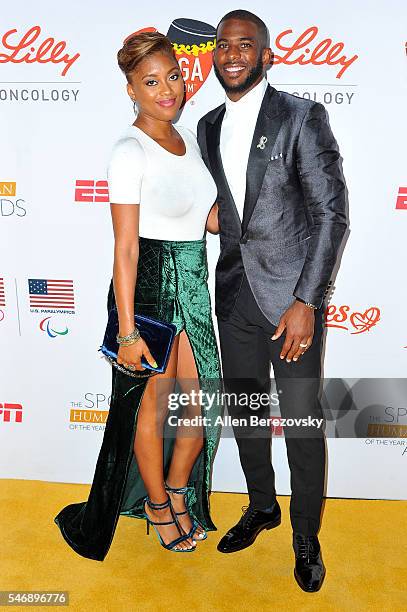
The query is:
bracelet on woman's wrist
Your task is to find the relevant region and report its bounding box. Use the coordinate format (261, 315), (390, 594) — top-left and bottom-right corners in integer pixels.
(116, 327), (140, 345)
(118, 337), (141, 347)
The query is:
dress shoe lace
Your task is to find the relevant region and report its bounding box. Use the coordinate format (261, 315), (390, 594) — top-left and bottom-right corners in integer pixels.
(295, 534), (319, 562)
(240, 505), (258, 530)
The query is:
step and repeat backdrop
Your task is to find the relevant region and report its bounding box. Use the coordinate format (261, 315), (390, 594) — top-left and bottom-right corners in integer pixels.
(1, 1), (406, 499)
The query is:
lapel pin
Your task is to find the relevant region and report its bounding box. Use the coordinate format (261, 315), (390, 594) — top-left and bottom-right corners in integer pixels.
(257, 135), (268, 150)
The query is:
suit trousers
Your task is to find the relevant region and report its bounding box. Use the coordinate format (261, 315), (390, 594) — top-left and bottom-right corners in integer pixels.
(217, 272), (326, 535)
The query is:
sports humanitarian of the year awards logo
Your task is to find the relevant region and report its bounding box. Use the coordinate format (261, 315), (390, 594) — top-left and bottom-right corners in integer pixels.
(69, 392), (111, 433)
(0, 181), (27, 217)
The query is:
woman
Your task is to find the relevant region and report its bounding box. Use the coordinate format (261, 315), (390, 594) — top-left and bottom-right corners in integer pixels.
(54, 31), (222, 560)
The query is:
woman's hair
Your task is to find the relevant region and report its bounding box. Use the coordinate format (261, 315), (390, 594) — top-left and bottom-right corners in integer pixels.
(117, 31), (176, 82)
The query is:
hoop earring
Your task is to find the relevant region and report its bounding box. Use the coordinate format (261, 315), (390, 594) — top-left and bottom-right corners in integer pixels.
(131, 98), (137, 116)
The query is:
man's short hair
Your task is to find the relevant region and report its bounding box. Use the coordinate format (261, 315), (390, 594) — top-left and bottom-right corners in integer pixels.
(216, 9), (270, 49)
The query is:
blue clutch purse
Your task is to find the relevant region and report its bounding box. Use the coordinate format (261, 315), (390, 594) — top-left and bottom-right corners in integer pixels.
(99, 308), (177, 378)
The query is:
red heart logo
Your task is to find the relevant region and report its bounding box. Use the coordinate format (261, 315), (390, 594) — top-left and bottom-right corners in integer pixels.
(350, 308), (380, 334)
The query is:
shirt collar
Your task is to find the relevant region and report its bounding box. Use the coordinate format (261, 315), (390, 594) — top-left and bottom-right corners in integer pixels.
(224, 77), (268, 115)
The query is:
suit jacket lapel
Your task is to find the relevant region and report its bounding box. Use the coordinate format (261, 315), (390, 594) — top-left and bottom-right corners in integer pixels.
(206, 107), (242, 229)
(241, 85), (284, 236)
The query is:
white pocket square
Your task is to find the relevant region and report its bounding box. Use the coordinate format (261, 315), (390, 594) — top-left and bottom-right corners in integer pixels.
(269, 152), (284, 161)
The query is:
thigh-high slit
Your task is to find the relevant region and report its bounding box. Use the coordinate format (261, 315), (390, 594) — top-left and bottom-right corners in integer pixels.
(54, 236), (222, 561)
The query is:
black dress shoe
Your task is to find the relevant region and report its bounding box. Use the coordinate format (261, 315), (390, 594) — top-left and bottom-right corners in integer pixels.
(217, 501), (281, 553)
(293, 533), (326, 592)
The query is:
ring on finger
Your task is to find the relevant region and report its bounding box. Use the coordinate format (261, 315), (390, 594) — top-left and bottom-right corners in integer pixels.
(299, 342), (308, 348)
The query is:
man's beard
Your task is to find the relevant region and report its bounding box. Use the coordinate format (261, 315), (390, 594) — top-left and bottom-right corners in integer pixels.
(213, 53), (264, 94)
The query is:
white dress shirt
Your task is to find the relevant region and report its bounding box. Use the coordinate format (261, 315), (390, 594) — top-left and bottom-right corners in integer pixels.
(219, 77), (268, 221)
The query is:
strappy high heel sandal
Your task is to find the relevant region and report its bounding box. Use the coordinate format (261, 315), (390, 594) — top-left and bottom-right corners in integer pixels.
(143, 495), (196, 552)
(165, 483), (207, 541)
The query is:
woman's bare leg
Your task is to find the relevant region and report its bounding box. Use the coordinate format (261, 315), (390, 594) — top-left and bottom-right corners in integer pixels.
(133, 335), (195, 550)
(166, 330), (206, 538)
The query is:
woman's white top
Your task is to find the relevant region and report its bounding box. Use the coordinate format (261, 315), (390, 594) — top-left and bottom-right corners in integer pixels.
(107, 124), (217, 241)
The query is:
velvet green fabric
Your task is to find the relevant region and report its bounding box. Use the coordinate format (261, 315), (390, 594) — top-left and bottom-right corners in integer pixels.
(54, 236), (222, 561)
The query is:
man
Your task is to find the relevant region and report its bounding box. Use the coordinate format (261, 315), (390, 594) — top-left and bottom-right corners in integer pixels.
(197, 10), (348, 592)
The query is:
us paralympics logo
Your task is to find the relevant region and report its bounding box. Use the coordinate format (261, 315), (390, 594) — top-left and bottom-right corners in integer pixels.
(39, 316), (69, 338)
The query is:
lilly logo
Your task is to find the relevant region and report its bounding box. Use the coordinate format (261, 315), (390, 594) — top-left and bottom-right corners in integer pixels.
(40, 316), (68, 338)
(0, 26), (80, 77)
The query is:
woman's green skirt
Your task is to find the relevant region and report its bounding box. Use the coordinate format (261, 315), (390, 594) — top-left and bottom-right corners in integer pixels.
(54, 236), (222, 561)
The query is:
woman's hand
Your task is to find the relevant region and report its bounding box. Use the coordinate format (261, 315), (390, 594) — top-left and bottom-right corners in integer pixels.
(117, 338), (157, 371)
(206, 202), (219, 234)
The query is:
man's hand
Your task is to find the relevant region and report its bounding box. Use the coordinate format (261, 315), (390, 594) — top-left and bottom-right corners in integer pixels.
(271, 300), (315, 362)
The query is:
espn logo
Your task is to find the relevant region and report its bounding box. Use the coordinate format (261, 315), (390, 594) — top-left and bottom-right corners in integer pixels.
(75, 180), (109, 202)
(396, 187), (407, 210)
(0, 403), (23, 423)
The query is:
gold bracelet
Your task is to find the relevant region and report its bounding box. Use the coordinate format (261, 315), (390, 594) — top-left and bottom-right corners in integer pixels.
(118, 336), (141, 347)
(117, 327), (140, 344)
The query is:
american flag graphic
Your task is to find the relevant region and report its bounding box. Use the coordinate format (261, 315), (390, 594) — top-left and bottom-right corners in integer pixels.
(28, 279), (75, 310)
(0, 277), (5, 307)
